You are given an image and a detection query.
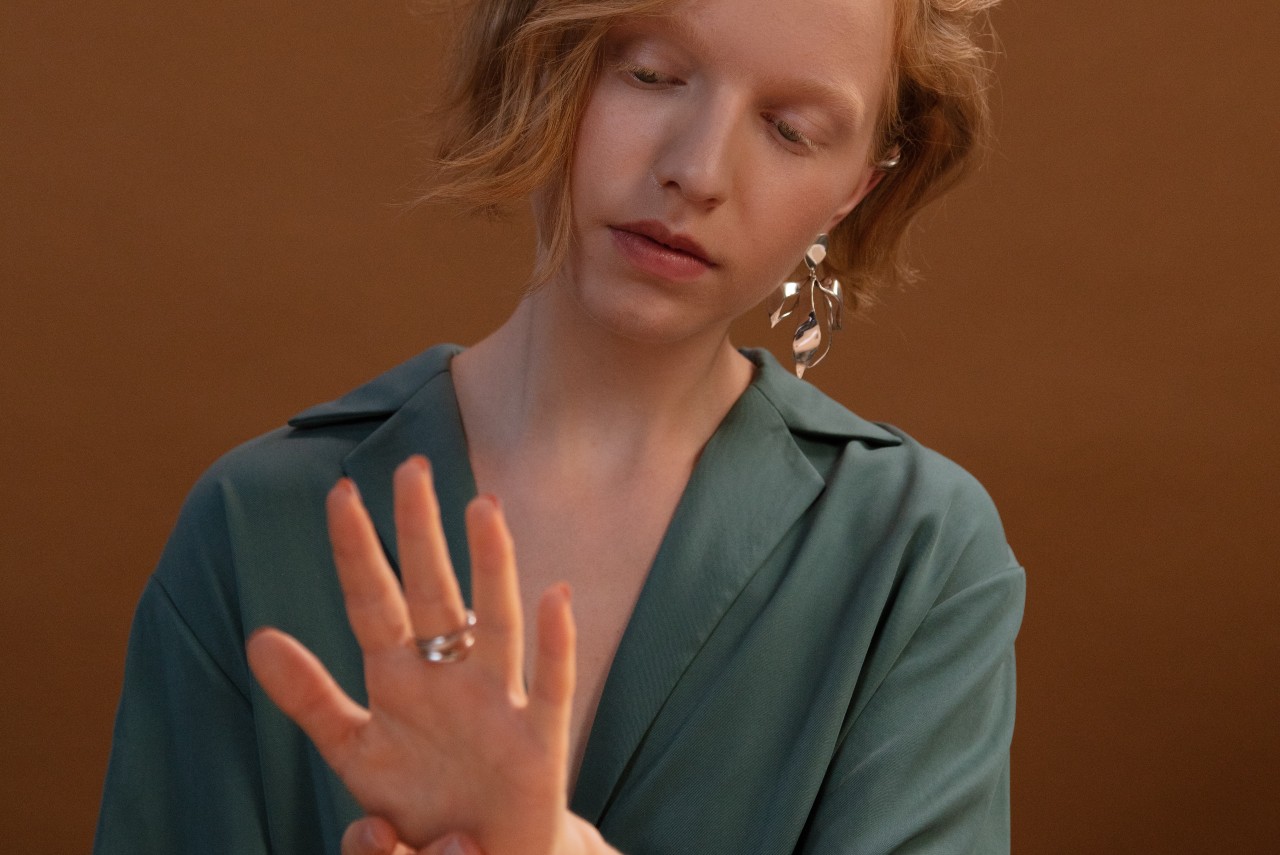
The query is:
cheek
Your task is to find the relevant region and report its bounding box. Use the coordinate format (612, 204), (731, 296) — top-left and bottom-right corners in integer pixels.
(741, 185), (834, 275)
(570, 85), (652, 204)
(746, 162), (874, 277)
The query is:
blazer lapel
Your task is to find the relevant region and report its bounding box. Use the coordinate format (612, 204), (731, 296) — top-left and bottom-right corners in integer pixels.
(571, 381), (826, 823)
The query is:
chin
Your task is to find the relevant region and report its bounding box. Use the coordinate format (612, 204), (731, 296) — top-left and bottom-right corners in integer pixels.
(588, 300), (694, 345)
(575, 281), (723, 348)
(553, 239), (741, 347)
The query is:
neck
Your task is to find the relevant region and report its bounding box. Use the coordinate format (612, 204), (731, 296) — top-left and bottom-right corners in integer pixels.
(452, 283), (755, 478)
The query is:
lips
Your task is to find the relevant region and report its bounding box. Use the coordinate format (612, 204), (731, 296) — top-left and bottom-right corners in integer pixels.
(612, 221), (715, 266)
(609, 223), (716, 283)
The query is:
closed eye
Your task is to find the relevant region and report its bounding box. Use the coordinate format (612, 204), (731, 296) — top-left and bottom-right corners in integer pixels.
(766, 115), (816, 152)
(621, 63), (680, 87)
(632, 66), (661, 84)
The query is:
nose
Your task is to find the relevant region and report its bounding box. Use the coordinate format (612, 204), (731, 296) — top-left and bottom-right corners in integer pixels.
(652, 96), (737, 208)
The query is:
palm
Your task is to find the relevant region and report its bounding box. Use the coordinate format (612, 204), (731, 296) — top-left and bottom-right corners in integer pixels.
(349, 644), (559, 846)
(247, 457), (576, 852)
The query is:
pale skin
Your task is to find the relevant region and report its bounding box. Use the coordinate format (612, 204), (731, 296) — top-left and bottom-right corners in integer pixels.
(247, 464), (605, 855)
(247, 0), (895, 852)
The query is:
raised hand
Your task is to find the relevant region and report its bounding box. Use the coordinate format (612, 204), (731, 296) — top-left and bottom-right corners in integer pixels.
(246, 456), (578, 853)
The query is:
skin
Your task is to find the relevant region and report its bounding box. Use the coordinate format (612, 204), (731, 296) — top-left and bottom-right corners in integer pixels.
(247, 0), (895, 852)
(559, 0), (892, 349)
(247, 464), (586, 853)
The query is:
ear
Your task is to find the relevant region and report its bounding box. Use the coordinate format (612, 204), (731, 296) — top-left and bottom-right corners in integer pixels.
(821, 166), (887, 233)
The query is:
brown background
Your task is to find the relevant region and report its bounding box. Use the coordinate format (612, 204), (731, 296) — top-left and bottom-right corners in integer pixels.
(3, 0), (1277, 851)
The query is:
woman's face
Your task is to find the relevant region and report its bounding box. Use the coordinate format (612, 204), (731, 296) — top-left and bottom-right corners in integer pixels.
(558, 0), (894, 346)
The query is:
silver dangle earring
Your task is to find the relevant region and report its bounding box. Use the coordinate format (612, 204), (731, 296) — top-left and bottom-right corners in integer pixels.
(766, 234), (844, 378)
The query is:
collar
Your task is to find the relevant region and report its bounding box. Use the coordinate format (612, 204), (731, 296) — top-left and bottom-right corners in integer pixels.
(285, 342), (901, 820)
(288, 343), (902, 448)
(287, 344), (464, 428)
(744, 348), (901, 446)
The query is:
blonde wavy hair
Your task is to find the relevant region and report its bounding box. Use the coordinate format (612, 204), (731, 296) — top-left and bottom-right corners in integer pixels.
(425, 0), (1000, 309)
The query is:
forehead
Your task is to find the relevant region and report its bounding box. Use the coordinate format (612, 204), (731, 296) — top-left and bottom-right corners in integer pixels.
(631, 0), (896, 101)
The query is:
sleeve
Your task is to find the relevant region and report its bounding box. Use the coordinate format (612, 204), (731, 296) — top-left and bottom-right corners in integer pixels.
(799, 477), (1027, 854)
(93, 578), (273, 854)
(93, 476), (273, 855)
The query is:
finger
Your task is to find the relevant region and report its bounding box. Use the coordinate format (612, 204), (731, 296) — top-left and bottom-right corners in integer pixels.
(528, 583), (575, 754)
(246, 628), (368, 764)
(466, 495), (524, 697)
(328, 478), (413, 653)
(341, 816), (401, 855)
(394, 456), (467, 639)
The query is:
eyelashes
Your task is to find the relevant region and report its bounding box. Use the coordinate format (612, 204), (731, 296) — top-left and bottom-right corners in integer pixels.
(768, 116), (814, 150)
(626, 65), (665, 86)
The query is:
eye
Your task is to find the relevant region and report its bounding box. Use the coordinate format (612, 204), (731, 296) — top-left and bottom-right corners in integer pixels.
(767, 115), (816, 151)
(621, 63), (677, 87)
(631, 66), (662, 84)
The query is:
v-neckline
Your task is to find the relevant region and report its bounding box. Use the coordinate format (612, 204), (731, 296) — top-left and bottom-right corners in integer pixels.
(340, 345), (830, 822)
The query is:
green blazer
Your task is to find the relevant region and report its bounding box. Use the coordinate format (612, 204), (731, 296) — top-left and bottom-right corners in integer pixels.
(95, 345), (1024, 855)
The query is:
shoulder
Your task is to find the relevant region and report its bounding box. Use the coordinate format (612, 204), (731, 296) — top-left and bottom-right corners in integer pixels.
(189, 343), (463, 506)
(745, 349), (1020, 602)
(864, 425), (1020, 598)
(863, 422), (1008, 541)
(153, 344), (462, 609)
(747, 347), (1006, 532)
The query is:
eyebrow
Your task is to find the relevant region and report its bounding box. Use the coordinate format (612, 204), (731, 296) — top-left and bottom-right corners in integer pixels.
(759, 72), (868, 132)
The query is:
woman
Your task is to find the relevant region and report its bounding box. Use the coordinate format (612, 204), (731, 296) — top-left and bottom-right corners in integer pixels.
(95, 0), (1024, 853)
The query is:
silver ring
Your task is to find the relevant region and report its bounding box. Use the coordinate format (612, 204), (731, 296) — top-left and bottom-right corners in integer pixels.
(415, 610), (477, 663)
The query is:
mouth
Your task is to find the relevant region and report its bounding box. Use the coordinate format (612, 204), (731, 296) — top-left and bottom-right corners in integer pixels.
(611, 221), (716, 267)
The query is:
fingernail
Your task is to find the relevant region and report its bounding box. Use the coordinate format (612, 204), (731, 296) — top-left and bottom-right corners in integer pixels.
(409, 454), (430, 473)
(479, 492), (502, 511)
(559, 582), (573, 603)
(442, 836), (468, 855)
(334, 477), (358, 498)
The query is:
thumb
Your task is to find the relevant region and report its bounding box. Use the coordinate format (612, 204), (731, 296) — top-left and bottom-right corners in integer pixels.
(416, 833), (485, 855)
(341, 816), (413, 855)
